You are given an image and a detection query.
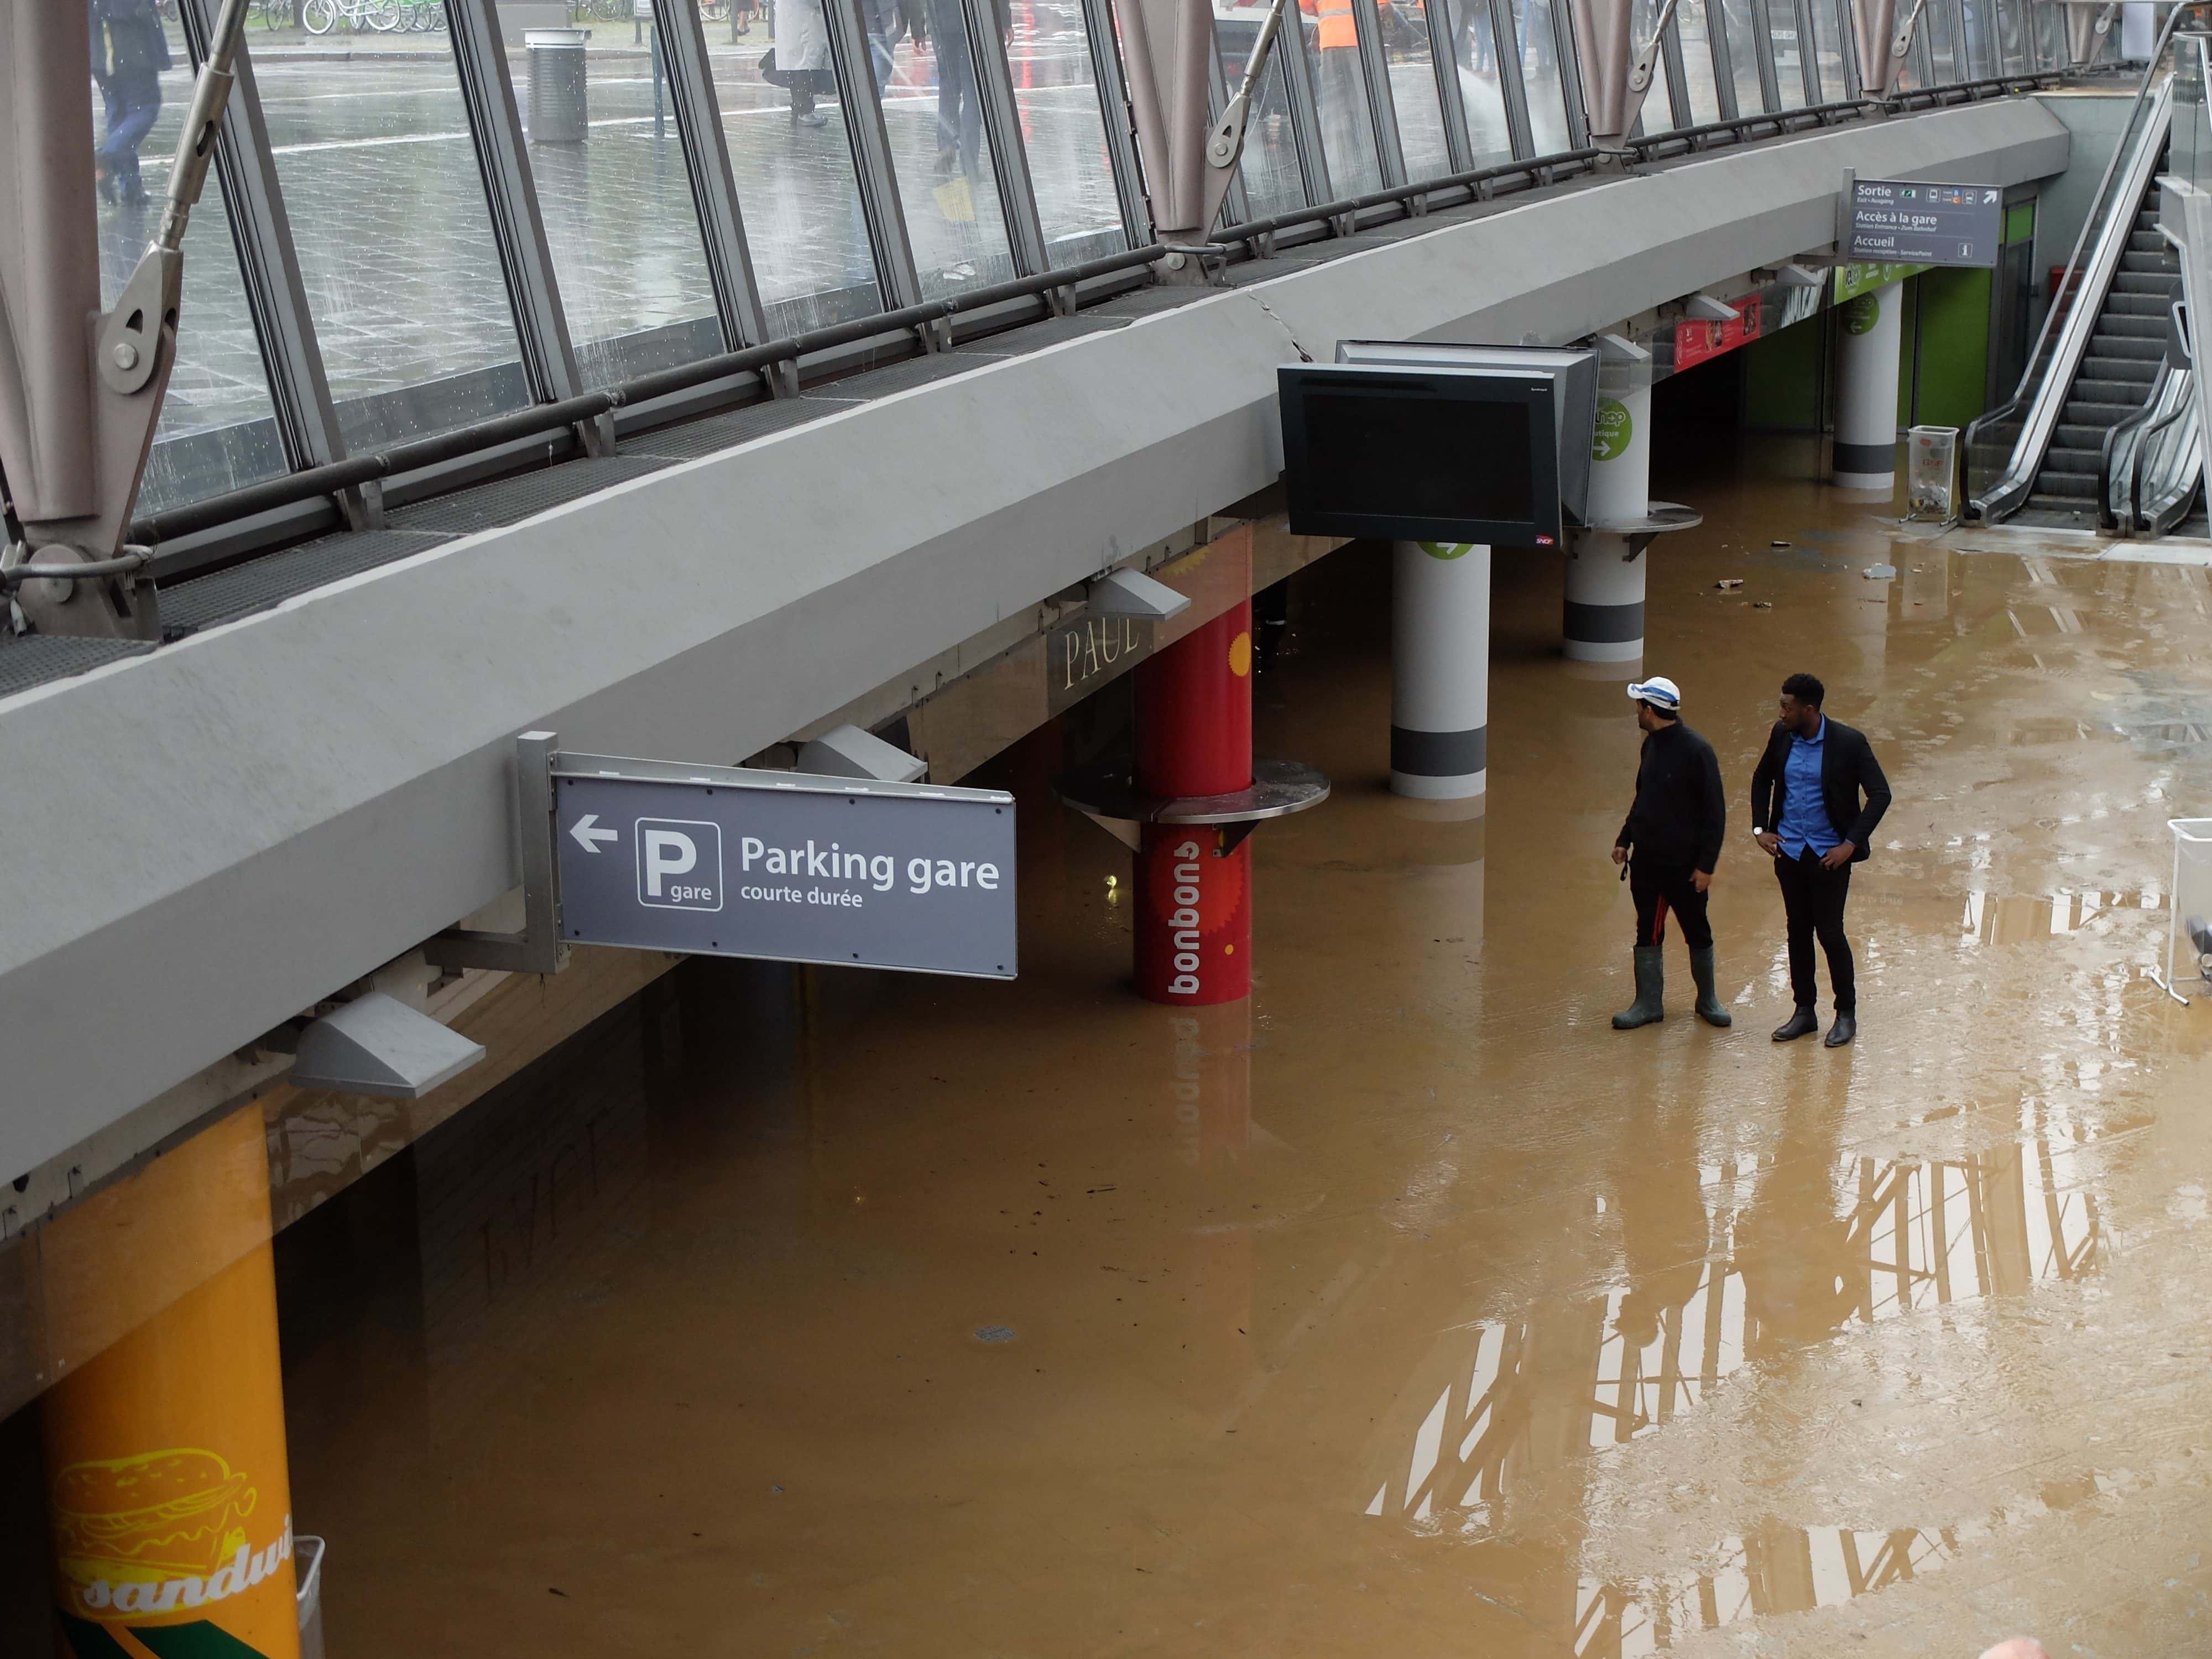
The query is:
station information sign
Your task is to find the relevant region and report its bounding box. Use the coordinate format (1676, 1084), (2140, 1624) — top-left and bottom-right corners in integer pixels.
(1845, 178), (2003, 269)
(552, 753), (1018, 979)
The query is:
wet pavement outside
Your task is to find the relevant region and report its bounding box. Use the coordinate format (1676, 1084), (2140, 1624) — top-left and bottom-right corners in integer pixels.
(268, 431), (2212, 1655)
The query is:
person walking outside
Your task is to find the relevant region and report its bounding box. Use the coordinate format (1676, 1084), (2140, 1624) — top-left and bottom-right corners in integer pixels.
(89, 0), (172, 208)
(1611, 676), (1731, 1031)
(1751, 672), (1892, 1048)
(773, 0), (833, 127)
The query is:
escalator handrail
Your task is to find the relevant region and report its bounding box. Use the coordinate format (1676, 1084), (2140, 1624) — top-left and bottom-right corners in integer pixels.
(1966, 73), (2177, 522)
(2135, 384), (2200, 533)
(2099, 358), (2178, 533)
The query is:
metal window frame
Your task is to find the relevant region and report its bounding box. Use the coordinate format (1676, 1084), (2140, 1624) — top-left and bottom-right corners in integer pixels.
(1704, 0), (1744, 120)
(655, 0), (776, 351)
(1423, 0), (1479, 169)
(444, 0), (595, 423)
(1548, 0), (1591, 147)
(175, 0), (355, 497)
(964, 0), (1055, 275)
(1352, 0), (1413, 186)
(1488, 0), (1540, 156)
(1077, 0), (1156, 244)
(1274, 2), (1340, 203)
(1908, 17), (1936, 85)
(822, 0), (930, 311)
(1747, 0), (1785, 111)
(1791, 0), (1823, 101)
(1832, 0), (1864, 98)
(1658, 12), (1693, 129)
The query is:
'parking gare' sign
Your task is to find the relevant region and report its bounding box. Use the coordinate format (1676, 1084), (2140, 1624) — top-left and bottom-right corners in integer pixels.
(554, 753), (1017, 979)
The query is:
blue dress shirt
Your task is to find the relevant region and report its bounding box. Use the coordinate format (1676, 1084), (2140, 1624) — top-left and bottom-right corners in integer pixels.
(1777, 717), (1839, 860)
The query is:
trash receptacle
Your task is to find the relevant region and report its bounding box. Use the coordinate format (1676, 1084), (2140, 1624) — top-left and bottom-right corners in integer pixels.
(296, 1535), (327, 1659)
(525, 28), (591, 143)
(2168, 818), (2212, 992)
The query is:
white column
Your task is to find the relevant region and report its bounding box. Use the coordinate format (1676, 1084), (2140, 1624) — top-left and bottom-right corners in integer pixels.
(1833, 280), (1904, 492)
(1392, 540), (1491, 799)
(1564, 358), (1652, 665)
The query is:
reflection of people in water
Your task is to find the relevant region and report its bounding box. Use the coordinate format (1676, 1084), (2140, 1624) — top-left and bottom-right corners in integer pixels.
(89, 0), (173, 208)
(1734, 1076), (1859, 1356)
(1614, 1119), (1712, 1355)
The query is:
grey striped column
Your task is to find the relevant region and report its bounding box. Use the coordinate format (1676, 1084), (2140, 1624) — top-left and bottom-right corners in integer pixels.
(1833, 281), (1903, 492)
(1391, 540), (1490, 799)
(1564, 368), (1652, 665)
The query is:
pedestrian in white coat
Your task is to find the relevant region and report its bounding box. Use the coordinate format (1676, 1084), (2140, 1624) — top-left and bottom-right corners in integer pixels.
(774, 0), (832, 126)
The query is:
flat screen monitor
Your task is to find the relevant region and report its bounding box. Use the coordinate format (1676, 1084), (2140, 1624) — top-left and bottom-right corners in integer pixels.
(1277, 364), (1563, 546)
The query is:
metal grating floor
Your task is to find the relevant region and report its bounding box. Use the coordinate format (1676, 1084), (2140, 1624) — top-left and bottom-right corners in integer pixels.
(390, 453), (677, 535)
(0, 634), (155, 700)
(159, 529), (457, 635)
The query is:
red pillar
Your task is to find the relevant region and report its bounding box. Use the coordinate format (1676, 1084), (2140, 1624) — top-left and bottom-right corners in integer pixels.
(1133, 599), (1254, 1004)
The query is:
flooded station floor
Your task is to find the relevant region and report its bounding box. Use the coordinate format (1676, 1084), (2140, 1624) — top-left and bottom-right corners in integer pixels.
(278, 437), (2212, 1657)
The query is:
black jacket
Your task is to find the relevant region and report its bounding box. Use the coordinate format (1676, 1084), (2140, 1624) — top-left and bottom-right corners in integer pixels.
(91, 0), (173, 85)
(1749, 716), (1891, 863)
(1615, 719), (1726, 872)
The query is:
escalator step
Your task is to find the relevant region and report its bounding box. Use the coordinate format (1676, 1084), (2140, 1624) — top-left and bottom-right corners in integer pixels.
(2095, 317), (2169, 341)
(2034, 472), (2101, 500)
(2062, 404), (2141, 427)
(2107, 292), (2176, 316)
(2056, 423), (2125, 448)
(2024, 496), (2100, 520)
(2080, 353), (2161, 378)
(2130, 231), (2169, 252)
(2114, 274), (2183, 295)
(2071, 384), (2156, 411)
(2122, 251), (2180, 273)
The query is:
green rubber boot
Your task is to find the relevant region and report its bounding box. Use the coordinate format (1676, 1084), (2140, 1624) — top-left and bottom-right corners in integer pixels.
(1612, 946), (1665, 1029)
(1690, 945), (1733, 1027)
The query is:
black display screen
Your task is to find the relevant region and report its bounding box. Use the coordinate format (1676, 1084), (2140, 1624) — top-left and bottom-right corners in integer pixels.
(1278, 366), (1562, 545)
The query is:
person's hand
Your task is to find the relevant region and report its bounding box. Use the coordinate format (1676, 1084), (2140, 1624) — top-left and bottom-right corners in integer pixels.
(1691, 869), (1712, 893)
(1820, 840), (1855, 869)
(1611, 844), (1629, 866)
(1755, 831), (1781, 857)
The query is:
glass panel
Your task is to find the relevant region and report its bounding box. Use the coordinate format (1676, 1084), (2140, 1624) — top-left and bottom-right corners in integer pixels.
(1961, 0), (1997, 76)
(1511, 0), (1574, 152)
(254, 29), (531, 451)
(1995, 0), (2029, 71)
(1923, 0), (1961, 82)
(1807, 0), (1847, 99)
(1717, 0), (1767, 109)
(1764, 0), (1807, 105)
(2033, 0), (2065, 69)
(703, 0), (883, 335)
(88, 1), (288, 513)
(867, 0), (1020, 295)
(1384, 1), (1455, 178)
(1215, 13), (1308, 216)
(1302, 7), (1385, 193)
(523, 26), (724, 386)
(1631, 0), (1681, 129)
(1674, 0), (1724, 122)
(1007, 0), (1129, 262)
(1433, 0), (1515, 162)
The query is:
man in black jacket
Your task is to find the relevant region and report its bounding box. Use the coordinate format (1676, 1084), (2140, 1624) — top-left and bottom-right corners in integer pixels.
(1750, 672), (1892, 1048)
(1610, 676), (1730, 1031)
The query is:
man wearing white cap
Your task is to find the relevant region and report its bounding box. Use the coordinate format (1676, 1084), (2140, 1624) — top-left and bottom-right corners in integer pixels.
(1610, 676), (1730, 1030)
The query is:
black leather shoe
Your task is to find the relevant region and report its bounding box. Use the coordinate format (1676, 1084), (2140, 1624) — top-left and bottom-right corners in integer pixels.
(1824, 1013), (1856, 1048)
(1771, 1006), (1819, 1042)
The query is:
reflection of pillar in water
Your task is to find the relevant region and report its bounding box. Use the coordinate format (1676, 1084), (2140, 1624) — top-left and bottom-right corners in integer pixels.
(1565, 341), (1653, 666)
(1162, 1001), (1256, 1399)
(1833, 283), (1903, 492)
(42, 1107), (302, 1658)
(1391, 541), (1491, 799)
(1134, 602), (1255, 1004)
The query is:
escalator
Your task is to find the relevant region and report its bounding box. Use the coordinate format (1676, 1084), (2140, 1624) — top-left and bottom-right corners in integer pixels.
(1966, 69), (2201, 530)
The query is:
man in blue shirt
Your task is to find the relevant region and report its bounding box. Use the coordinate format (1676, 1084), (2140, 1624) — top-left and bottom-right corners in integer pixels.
(1750, 672), (1893, 1047)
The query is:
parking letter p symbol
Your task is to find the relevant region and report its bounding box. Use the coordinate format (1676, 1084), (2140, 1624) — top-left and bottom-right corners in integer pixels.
(643, 828), (696, 897)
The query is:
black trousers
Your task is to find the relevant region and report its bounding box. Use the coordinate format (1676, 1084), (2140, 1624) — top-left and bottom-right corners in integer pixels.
(1630, 859), (1712, 951)
(1775, 847), (1855, 1011)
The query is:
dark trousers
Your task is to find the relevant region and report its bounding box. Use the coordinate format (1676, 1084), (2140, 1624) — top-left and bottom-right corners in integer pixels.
(1775, 847), (1855, 1011)
(1630, 859), (1712, 951)
(98, 75), (163, 200)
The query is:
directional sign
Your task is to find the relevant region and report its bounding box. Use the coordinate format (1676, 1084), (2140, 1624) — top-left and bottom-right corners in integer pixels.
(552, 753), (1017, 979)
(1846, 178), (2004, 270)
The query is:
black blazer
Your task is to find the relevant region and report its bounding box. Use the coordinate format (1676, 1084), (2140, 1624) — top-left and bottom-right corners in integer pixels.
(1749, 717), (1891, 863)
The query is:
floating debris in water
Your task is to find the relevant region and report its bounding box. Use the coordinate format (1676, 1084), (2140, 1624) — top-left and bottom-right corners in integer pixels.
(975, 1325), (1017, 1344)
(1752, 601), (1773, 609)
(1715, 578), (1744, 590)
(1770, 539), (1791, 548)
(1865, 563), (1898, 579)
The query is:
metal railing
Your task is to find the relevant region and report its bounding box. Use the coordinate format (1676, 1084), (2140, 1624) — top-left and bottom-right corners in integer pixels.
(92, 0), (2129, 575)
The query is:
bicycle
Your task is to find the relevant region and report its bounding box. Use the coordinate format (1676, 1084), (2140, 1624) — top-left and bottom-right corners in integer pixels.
(301, 0), (403, 32)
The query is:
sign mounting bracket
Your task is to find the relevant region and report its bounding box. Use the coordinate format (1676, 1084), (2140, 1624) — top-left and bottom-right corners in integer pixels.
(424, 731), (571, 976)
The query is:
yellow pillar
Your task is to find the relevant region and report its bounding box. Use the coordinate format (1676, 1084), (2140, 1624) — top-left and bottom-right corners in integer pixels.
(41, 1104), (301, 1659)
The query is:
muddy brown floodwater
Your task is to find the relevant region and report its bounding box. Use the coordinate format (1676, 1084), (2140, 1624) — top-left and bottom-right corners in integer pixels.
(278, 435), (2212, 1656)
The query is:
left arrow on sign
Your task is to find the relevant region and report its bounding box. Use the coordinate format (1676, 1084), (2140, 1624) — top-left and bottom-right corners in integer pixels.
(570, 813), (619, 854)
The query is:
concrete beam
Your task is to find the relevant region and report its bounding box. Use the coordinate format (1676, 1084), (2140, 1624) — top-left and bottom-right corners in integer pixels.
(0, 98), (2068, 1187)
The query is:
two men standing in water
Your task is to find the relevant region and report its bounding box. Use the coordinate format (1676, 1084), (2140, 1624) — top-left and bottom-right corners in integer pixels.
(1610, 671), (1891, 1047)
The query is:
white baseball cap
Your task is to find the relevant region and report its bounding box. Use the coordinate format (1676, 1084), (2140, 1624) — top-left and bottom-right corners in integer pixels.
(1627, 676), (1681, 711)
